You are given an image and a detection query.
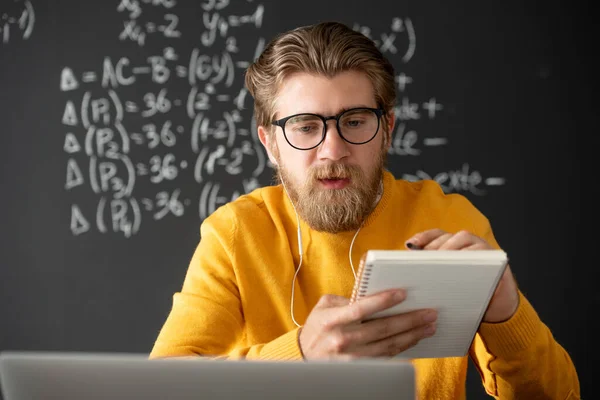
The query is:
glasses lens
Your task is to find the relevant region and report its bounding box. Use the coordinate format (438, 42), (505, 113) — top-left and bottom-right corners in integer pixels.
(284, 114), (324, 149)
(339, 108), (379, 144)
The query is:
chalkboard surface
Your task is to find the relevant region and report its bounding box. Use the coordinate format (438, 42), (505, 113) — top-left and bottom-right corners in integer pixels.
(0, 1), (593, 398)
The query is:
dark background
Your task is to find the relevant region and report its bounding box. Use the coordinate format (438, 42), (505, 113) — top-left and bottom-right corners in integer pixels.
(0, 0), (593, 398)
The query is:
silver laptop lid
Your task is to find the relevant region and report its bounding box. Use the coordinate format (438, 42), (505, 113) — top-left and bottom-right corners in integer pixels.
(0, 351), (415, 400)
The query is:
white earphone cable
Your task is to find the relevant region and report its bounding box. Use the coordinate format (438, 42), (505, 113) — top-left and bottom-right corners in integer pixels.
(283, 176), (384, 327)
(348, 226), (362, 279)
(282, 177), (364, 327)
(280, 176), (304, 327)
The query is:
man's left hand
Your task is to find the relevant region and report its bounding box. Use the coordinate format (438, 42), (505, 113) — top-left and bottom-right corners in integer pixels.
(406, 229), (519, 323)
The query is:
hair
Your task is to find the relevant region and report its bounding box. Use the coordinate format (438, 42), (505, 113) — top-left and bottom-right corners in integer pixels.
(244, 21), (397, 137)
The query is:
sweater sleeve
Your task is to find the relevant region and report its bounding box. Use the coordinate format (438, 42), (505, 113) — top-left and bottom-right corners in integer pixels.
(443, 194), (580, 398)
(149, 205), (303, 361)
(470, 291), (580, 399)
(453, 197), (581, 399)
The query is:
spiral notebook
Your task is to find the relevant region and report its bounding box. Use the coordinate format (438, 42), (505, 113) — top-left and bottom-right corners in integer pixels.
(350, 250), (508, 359)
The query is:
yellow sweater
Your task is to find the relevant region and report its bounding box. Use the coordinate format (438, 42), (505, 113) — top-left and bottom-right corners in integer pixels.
(150, 170), (580, 399)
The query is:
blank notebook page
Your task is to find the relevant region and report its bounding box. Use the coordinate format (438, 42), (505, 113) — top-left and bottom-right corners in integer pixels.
(356, 251), (507, 359)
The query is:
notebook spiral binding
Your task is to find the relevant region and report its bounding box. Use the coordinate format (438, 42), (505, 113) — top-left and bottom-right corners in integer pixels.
(350, 253), (373, 303)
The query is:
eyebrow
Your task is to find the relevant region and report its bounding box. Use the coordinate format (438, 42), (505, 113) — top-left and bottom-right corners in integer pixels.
(275, 105), (376, 120)
(335, 105), (374, 114)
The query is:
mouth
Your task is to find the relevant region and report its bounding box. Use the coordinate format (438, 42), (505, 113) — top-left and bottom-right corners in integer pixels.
(318, 177), (351, 189)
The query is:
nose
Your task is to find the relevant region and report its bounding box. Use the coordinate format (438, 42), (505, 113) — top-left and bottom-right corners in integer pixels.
(317, 121), (350, 161)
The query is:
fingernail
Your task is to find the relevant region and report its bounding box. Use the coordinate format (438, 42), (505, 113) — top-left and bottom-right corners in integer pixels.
(406, 242), (422, 250)
(394, 289), (406, 301)
(424, 323), (436, 337)
(422, 310), (437, 323)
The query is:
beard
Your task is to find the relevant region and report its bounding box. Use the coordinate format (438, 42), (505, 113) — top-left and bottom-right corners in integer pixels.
(275, 151), (385, 234)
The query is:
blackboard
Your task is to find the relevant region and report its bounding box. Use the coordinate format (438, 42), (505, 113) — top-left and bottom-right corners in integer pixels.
(0, 1), (593, 398)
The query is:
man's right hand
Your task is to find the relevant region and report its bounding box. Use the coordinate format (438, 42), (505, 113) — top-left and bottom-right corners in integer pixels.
(298, 289), (437, 360)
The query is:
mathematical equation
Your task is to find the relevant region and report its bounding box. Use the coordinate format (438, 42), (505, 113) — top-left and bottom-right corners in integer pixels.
(60, 2), (505, 238)
(1, 0), (35, 44)
(69, 176), (262, 237)
(359, 18), (506, 193)
(64, 0), (268, 238)
(117, 0), (263, 47)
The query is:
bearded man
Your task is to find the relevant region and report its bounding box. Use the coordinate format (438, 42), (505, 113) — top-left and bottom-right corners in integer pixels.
(150, 21), (579, 400)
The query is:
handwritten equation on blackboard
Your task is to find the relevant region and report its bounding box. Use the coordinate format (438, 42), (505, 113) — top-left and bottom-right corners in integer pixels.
(1, 0), (35, 44)
(53, 1), (505, 238)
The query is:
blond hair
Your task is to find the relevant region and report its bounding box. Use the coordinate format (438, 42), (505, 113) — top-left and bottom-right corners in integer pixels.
(244, 21), (396, 134)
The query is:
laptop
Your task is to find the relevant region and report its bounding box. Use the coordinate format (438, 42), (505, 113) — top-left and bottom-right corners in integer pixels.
(0, 351), (415, 400)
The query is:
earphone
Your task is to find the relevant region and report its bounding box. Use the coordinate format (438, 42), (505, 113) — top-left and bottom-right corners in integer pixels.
(280, 174), (362, 327)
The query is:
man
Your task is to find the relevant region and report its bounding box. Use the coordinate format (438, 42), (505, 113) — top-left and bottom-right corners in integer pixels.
(150, 21), (579, 399)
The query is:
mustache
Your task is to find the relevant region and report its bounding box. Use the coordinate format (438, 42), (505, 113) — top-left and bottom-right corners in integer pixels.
(309, 163), (362, 180)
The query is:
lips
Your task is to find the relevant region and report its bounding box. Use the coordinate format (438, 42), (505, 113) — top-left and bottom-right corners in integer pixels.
(318, 177), (350, 189)
(317, 174), (347, 180)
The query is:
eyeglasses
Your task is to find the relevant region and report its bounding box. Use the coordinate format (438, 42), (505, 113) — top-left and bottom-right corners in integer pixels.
(271, 107), (384, 150)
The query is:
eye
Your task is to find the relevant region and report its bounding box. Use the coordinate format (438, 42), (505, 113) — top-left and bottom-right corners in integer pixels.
(286, 115), (322, 134)
(340, 109), (376, 130)
(298, 124), (318, 133)
(346, 119), (363, 127)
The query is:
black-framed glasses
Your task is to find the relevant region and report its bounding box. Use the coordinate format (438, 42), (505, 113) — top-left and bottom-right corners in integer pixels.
(271, 107), (384, 150)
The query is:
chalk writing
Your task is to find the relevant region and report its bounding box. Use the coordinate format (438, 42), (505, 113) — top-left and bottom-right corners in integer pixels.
(60, 4), (505, 238)
(1, 0), (35, 44)
(62, 0), (268, 237)
(357, 19), (505, 197)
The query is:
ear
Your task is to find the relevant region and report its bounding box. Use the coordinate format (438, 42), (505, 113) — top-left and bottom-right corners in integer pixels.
(258, 125), (279, 166)
(384, 110), (396, 148)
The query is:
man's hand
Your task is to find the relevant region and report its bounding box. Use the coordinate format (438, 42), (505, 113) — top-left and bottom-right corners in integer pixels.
(405, 229), (520, 323)
(298, 289), (437, 360)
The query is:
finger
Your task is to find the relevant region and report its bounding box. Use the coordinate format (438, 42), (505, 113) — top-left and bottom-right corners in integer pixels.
(439, 230), (489, 250)
(405, 229), (447, 249)
(335, 289), (406, 325)
(422, 232), (453, 250)
(344, 308), (437, 344)
(463, 242), (493, 250)
(348, 322), (437, 358)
